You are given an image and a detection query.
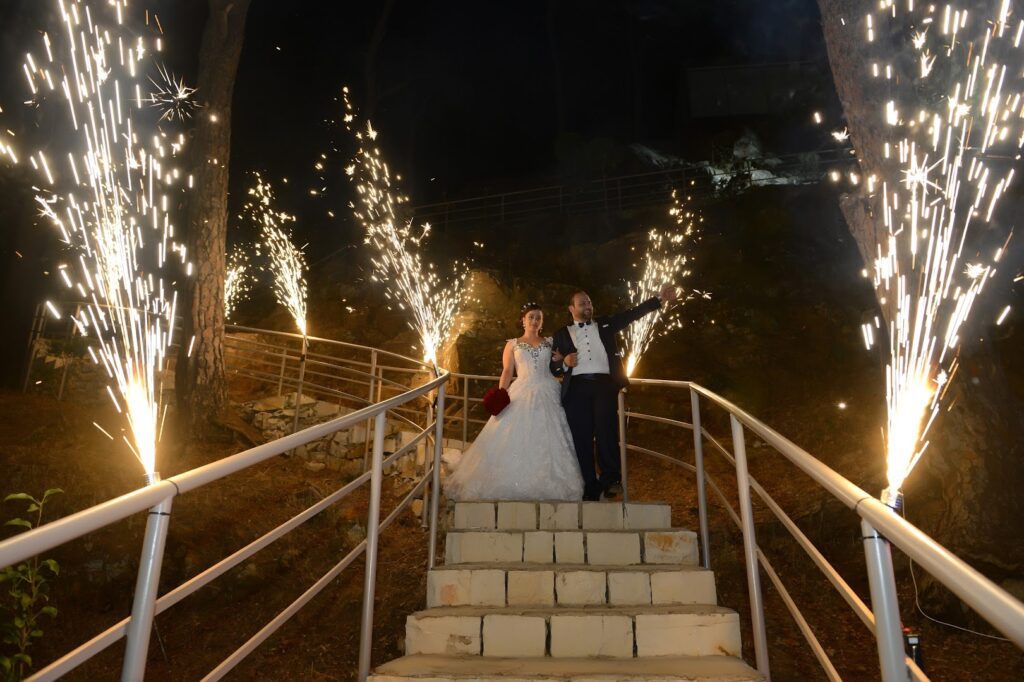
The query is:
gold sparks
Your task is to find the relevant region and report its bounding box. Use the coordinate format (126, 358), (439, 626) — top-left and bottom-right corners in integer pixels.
(861, 2), (1021, 493)
(622, 189), (702, 377)
(342, 89), (470, 365)
(246, 173), (308, 335)
(24, 0), (192, 475)
(224, 244), (254, 319)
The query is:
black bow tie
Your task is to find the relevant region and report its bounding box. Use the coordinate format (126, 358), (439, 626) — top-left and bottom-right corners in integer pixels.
(577, 321), (591, 328)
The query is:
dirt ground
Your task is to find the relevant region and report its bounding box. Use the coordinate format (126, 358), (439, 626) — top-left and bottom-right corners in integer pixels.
(1, 389), (1022, 681)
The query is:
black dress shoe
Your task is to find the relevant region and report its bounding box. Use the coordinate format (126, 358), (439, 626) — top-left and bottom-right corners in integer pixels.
(603, 482), (623, 500)
(582, 492), (601, 502)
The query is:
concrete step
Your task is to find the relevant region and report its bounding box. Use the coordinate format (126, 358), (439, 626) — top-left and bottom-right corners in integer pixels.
(405, 605), (741, 659)
(445, 530), (698, 566)
(427, 564), (717, 608)
(372, 653), (764, 681)
(452, 501), (671, 531)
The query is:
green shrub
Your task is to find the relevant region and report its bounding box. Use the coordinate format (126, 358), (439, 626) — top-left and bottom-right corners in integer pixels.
(0, 489), (62, 681)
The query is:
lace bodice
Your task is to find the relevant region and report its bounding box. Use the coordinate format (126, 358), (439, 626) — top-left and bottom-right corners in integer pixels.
(510, 337), (554, 381)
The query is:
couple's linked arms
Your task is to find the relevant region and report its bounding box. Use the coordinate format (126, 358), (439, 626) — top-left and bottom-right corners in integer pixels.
(499, 340), (515, 391)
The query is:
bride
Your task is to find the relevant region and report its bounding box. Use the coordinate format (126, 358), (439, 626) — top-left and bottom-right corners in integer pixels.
(445, 303), (584, 501)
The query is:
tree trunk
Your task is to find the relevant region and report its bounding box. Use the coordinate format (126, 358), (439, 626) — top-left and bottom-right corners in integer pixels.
(817, 0), (1024, 602)
(176, 0), (251, 434)
(362, 0), (396, 121)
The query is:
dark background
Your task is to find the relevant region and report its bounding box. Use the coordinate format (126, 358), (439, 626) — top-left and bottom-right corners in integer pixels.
(0, 0), (907, 389)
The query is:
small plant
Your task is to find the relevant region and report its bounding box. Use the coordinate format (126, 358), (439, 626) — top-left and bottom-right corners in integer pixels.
(0, 489), (62, 681)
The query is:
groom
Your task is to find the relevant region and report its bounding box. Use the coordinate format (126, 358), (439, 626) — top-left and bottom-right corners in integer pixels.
(551, 284), (678, 501)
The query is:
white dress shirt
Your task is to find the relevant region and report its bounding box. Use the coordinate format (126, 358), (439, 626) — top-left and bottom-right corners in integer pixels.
(569, 321), (610, 376)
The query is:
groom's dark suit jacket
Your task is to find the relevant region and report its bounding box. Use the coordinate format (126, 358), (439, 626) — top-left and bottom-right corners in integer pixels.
(549, 297), (662, 402)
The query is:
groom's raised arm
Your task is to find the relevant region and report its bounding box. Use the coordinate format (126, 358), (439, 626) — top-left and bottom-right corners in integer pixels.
(605, 296), (661, 334)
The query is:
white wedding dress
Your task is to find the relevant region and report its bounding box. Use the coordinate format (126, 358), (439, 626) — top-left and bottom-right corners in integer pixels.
(445, 338), (584, 501)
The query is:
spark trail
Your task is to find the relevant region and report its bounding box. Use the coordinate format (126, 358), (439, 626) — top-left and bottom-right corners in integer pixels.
(23, 0), (192, 474)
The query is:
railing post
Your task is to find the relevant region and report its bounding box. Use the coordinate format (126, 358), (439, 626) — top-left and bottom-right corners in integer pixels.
(56, 303), (81, 401)
(357, 412), (387, 682)
(22, 303), (45, 393)
(617, 389), (629, 502)
(690, 389), (711, 569)
(420, 400), (433, 529)
(275, 352), (287, 397)
(363, 350), (379, 470)
(121, 475), (174, 682)
(291, 335), (308, 436)
(731, 415), (770, 678)
(461, 377), (469, 449)
(861, 516), (908, 682)
(428, 382), (447, 569)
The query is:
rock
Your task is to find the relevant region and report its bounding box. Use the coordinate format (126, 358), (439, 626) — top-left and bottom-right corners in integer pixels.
(412, 500), (424, 517)
(313, 401), (339, 417)
(305, 461), (326, 472)
(344, 523), (367, 546)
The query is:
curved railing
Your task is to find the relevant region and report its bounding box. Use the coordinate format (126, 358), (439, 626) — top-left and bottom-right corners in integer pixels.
(441, 370), (1024, 682)
(9, 317), (1024, 681)
(4, 323), (452, 682)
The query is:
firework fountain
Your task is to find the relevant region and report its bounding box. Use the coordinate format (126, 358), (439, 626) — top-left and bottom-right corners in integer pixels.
(850, 1), (1023, 505)
(23, 0), (191, 478)
(224, 244), (253, 319)
(245, 172), (309, 432)
(19, 2), (196, 677)
(622, 189), (704, 377)
(827, 3), (1024, 677)
(341, 88), (470, 369)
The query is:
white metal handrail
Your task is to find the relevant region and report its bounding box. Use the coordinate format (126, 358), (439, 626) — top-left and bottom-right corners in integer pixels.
(631, 378), (1024, 680)
(1, 352), (450, 681)
(12, 315), (1024, 680)
(443, 370), (1024, 680)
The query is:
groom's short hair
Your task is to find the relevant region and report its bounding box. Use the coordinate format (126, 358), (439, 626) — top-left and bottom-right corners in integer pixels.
(569, 290), (588, 306)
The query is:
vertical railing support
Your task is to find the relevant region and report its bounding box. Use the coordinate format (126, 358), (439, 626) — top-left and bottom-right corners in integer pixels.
(731, 415), (770, 678)
(22, 304), (45, 393)
(461, 377), (469, 449)
(121, 475), (174, 682)
(420, 401), (433, 529)
(862, 517), (908, 682)
(428, 383), (447, 569)
(690, 389), (711, 569)
(363, 350), (379, 470)
(617, 389), (629, 502)
(357, 412), (387, 682)
(56, 303), (82, 401)
(275, 352), (287, 397)
(291, 335), (308, 436)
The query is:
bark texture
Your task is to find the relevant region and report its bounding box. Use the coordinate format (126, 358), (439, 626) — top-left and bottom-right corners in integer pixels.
(817, 0), (1024, 601)
(176, 0), (251, 432)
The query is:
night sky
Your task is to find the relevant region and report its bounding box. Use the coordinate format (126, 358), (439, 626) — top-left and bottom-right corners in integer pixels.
(0, 0), (840, 383)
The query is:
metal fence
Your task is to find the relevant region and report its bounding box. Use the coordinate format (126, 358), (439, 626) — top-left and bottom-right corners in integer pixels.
(410, 148), (854, 230)
(439, 369), (1024, 681)
(6, 321), (452, 681)
(7, 322), (1024, 680)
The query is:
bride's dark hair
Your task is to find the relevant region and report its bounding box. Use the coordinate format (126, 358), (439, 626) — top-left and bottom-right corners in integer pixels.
(518, 302), (543, 328)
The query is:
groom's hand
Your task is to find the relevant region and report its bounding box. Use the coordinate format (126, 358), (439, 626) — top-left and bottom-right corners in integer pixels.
(659, 283), (678, 303)
(563, 352), (578, 368)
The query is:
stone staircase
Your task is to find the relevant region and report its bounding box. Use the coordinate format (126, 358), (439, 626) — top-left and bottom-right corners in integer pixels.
(372, 501), (763, 681)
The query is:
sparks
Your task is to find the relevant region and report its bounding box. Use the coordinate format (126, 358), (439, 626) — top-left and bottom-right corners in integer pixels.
(622, 189), (702, 377)
(224, 244), (254, 319)
(342, 89), (470, 365)
(246, 173), (307, 335)
(24, 0), (192, 475)
(860, 2), (1020, 493)
(146, 64), (199, 122)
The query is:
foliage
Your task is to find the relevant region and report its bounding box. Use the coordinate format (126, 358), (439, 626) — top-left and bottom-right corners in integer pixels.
(0, 489), (62, 681)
